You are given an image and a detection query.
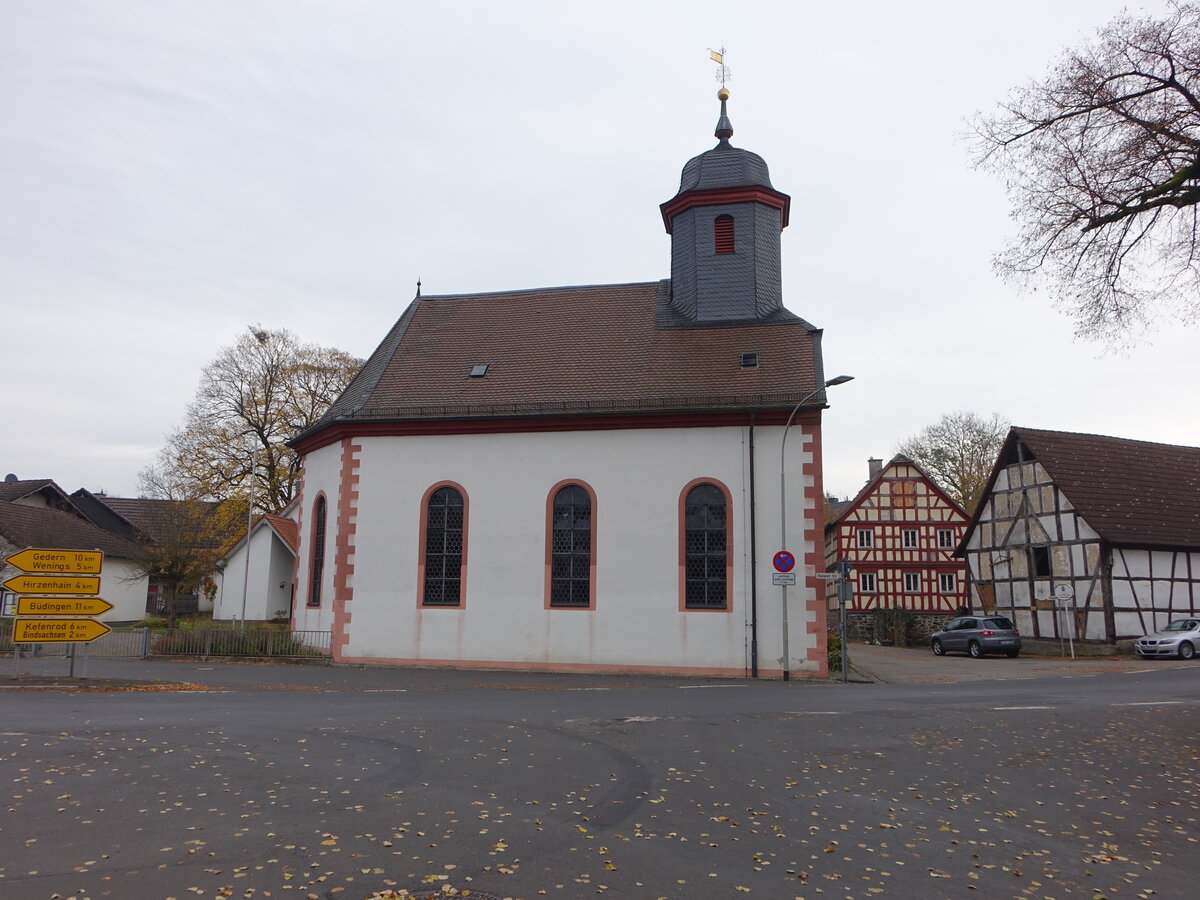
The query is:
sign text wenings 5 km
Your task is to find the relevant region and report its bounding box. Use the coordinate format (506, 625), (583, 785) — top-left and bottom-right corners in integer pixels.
(5, 548), (104, 574)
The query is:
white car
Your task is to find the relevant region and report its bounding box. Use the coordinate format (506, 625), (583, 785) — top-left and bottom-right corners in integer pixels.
(1134, 618), (1200, 659)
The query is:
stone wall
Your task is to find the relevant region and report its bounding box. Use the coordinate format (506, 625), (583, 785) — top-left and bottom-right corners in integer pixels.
(829, 610), (958, 647)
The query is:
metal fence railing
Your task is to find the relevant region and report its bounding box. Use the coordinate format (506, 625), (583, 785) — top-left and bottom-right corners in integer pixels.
(148, 628), (332, 660)
(2, 624), (332, 663)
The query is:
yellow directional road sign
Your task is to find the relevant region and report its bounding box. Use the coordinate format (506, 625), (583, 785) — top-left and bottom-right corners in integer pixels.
(2, 574), (101, 595)
(14, 596), (113, 617)
(13, 618), (112, 643)
(5, 548), (104, 574)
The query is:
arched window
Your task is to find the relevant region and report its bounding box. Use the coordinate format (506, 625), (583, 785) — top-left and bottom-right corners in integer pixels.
(308, 495), (327, 608)
(550, 483), (593, 608)
(684, 482), (728, 609)
(714, 214), (735, 254)
(423, 486), (464, 606)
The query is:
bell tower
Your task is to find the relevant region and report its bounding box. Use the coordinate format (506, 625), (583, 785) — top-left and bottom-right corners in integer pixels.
(660, 88), (791, 322)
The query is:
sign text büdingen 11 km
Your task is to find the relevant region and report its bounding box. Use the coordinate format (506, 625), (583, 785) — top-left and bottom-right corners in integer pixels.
(14, 596), (113, 617)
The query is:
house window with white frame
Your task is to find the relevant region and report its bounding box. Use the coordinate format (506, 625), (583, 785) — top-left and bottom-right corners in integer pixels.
(903, 571), (921, 592)
(939, 572), (956, 593)
(859, 572), (877, 593)
(937, 529), (954, 549)
(902, 529), (919, 549)
(856, 528), (874, 548)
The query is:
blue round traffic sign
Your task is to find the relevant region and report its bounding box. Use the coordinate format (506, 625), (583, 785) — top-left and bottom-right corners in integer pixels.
(773, 550), (796, 573)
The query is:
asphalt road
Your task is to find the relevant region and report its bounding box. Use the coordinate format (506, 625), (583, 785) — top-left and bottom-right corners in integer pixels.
(1, 654), (1197, 900)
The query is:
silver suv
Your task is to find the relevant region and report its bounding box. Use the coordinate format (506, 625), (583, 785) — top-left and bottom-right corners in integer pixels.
(931, 616), (1022, 658)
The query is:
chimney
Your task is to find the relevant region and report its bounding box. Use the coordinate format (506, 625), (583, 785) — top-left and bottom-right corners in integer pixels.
(867, 458), (883, 480)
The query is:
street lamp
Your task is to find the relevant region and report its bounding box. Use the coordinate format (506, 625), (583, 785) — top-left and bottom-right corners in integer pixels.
(778, 375), (854, 681)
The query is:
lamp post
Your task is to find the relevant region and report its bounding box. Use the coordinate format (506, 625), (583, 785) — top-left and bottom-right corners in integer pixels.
(778, 375), (854, 680)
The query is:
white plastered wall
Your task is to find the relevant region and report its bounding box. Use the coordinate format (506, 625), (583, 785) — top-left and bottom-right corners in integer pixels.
(295, 423), (821, 675)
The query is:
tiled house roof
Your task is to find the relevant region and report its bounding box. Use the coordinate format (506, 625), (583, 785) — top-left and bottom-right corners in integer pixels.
(297, 280), (823, 445)
(824, 453), (966, 533)
(264, 514), (299, 553)
(0, 503), (140, 560)
(94, 497), (239, 549)
(0, 478), (82, 515)
(997, 428), (1200, 549)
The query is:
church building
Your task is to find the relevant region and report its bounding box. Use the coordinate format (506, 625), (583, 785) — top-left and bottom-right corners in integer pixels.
(289, 89), (842, 678)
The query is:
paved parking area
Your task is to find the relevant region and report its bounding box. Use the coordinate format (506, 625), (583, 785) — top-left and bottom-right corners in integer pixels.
(847, 641), (1173, 683)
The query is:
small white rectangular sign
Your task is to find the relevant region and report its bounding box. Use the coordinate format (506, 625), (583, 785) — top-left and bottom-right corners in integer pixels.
(772, 573), (796, 586)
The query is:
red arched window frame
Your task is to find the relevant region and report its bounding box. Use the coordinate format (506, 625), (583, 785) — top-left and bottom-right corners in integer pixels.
(714, 215), (735, 254)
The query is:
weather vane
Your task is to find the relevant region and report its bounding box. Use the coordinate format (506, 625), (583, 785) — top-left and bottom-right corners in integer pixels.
(708, 46), (731, 88)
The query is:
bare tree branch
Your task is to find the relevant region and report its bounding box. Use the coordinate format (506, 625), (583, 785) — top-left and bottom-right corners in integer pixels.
(972, 1), (1200, 341)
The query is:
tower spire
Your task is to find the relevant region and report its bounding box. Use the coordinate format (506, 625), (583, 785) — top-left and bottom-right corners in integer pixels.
(708, 47), (733, 144)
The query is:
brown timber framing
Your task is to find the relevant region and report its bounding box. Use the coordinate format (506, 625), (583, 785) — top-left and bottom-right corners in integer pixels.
(962, 448), (1200, 643)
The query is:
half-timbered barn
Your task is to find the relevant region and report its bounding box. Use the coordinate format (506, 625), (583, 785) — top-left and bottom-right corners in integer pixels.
(824, 455), (969, 617)
(287, 91), (841, 678)
(957, 427), (1200, 643)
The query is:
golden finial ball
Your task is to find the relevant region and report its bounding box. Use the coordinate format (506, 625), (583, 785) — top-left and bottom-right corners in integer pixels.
(717, 88), (730, 101)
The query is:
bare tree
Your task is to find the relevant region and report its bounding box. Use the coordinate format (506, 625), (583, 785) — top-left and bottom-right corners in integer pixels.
(144, 327), (361, 514)
(896, 412), (1008, 514)
(972, 2), (1200, 342)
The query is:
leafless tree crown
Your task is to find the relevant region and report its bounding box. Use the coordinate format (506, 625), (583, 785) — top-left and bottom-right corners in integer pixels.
(973, 2), (1200, 342)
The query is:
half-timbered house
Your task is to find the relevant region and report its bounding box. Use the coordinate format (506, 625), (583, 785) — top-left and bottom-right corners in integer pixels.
(957, 427), (1200, 643)
(824, 455), (969, 615)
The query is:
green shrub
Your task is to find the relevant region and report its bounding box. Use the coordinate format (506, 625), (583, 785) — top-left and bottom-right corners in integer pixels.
(827, 629), (843, 675)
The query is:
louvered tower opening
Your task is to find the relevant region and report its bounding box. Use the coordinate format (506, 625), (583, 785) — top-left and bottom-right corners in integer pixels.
(714, 215), (734, 254)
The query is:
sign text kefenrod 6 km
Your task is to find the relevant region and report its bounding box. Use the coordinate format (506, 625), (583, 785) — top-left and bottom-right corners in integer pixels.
(12, 618), (112, 643)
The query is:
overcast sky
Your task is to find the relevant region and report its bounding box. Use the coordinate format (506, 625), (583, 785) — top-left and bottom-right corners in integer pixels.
(2, 0), (1195, 502)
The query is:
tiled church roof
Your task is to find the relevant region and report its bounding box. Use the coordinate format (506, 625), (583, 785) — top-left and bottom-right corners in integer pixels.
(299, 280), (824, 442)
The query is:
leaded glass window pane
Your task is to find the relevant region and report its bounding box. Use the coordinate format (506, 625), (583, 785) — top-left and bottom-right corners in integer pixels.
(308, 496), (327, 607)
(551, 484), (591, 607)
(423, 487), (464, 606)
(685, 484), (728, 608)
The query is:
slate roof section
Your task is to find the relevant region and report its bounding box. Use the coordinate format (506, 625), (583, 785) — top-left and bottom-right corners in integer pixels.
(677, 142), (775, 193)
(301, 279), (823, 441)
(0, 502), (140, 560)
(1008, 427), (1200, 549)
(70, 488), (141, 541)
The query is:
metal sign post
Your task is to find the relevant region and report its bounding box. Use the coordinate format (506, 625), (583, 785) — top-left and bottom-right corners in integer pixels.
(1054, 583), (1076, 659)
(837, 561), (852, 682)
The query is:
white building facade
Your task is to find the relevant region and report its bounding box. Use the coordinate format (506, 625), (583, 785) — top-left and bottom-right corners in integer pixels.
(290, 91), (840, 678)
(959, 428), (1200, 642)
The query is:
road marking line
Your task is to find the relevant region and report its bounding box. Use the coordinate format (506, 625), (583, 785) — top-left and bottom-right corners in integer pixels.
(364, 689), (408, 692)
(1114, 700), (1184, 706)
(678, 684), (748, 689)
(793, 710), (844, 715)
(992, 706), (1055, 710)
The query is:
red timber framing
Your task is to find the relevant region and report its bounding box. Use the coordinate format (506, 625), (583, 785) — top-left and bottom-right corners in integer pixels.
(824, 457), (969, 614)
